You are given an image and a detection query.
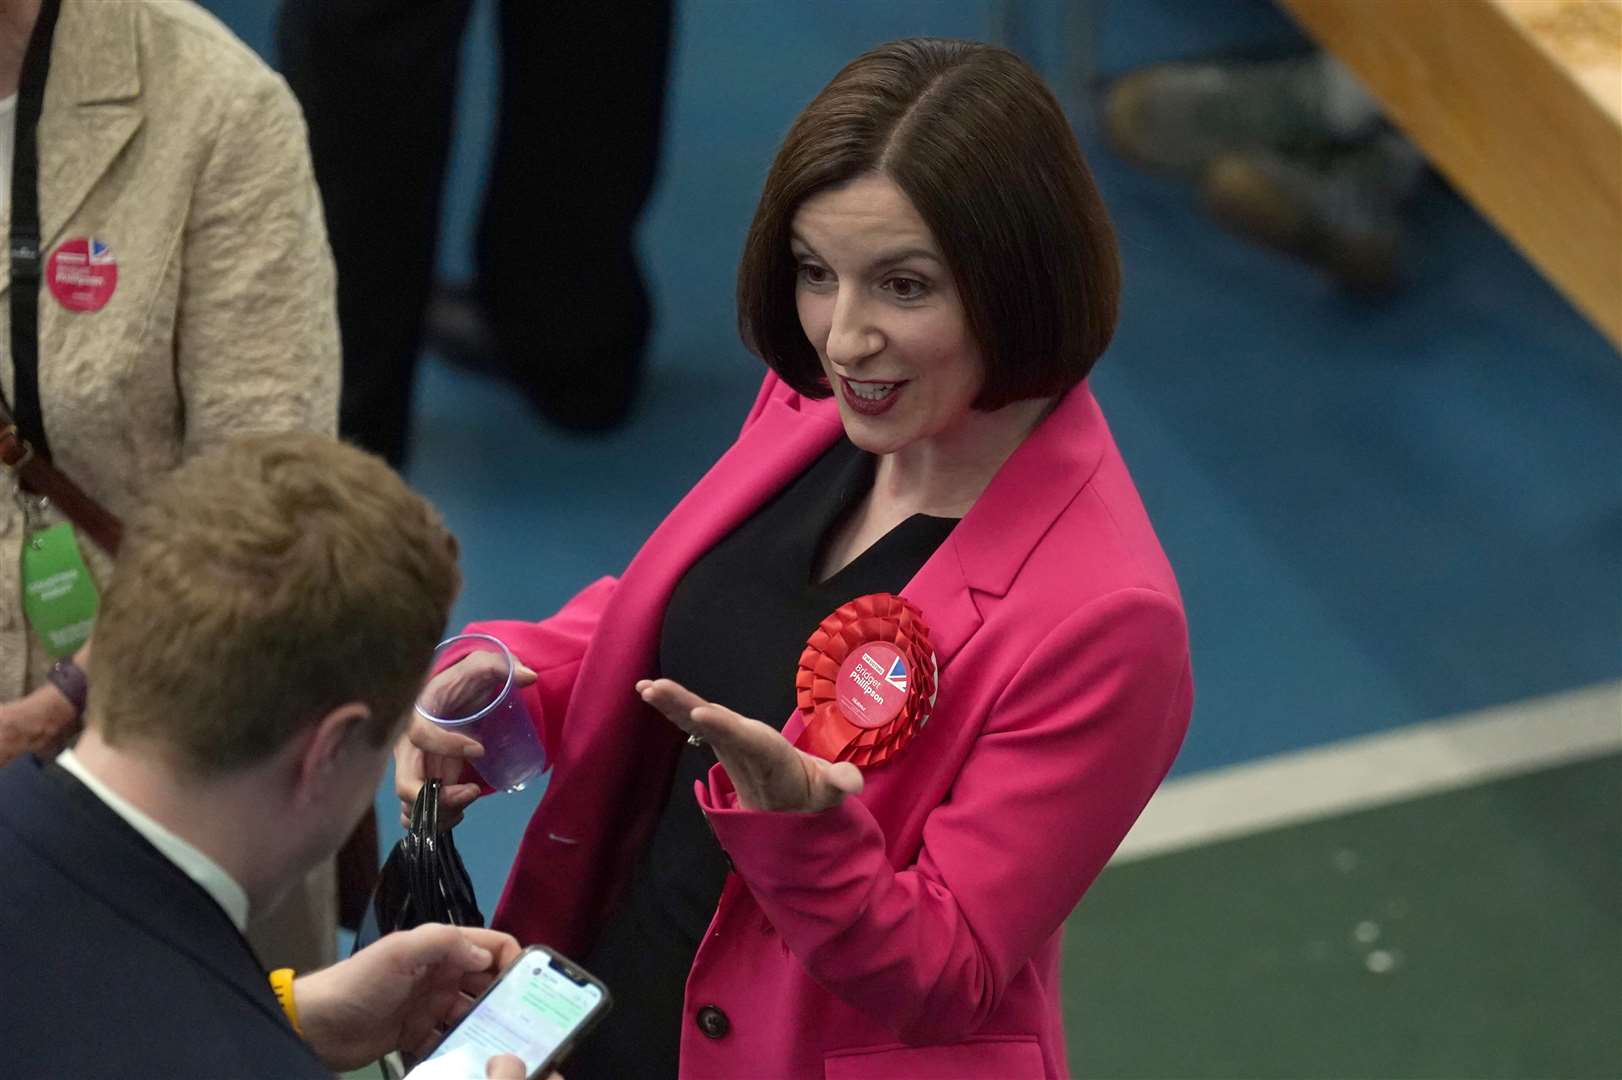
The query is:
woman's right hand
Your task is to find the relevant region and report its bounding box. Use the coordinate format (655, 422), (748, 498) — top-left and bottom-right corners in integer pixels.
(394, 651), (537, 828)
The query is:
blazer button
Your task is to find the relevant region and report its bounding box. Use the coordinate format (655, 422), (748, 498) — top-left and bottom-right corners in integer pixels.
(695, 1004), (730, 1039)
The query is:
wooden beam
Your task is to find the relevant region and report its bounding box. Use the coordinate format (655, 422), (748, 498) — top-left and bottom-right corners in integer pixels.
(1277, 0), (1622, 351)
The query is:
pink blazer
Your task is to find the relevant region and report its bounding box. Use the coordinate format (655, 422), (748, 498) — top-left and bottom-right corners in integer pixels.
(471, 373), (1192, 1079)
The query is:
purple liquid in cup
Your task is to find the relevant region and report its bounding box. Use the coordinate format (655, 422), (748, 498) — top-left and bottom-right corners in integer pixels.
(417, 633), (548, 793)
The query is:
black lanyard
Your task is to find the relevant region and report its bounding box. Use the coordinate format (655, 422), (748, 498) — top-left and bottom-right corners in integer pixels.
(7, 0), (63, 464)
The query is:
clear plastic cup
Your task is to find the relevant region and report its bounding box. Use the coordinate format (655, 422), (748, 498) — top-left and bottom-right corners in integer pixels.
(416, 633), (548, 793)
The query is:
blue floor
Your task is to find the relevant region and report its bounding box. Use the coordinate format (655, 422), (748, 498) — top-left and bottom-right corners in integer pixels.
(205, 0), (1622, 908)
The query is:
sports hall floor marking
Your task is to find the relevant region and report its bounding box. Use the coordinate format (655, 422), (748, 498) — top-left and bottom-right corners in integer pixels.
(1113, 678), (1622, 863)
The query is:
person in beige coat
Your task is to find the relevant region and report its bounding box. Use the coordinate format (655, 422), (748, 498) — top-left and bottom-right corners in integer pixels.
(0, 0), (341, 970)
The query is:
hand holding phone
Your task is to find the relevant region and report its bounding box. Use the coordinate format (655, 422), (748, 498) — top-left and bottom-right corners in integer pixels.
(407, 945), (611, 1080)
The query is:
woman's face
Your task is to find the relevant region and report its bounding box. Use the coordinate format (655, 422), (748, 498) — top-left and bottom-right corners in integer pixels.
(790, 174), (985, 458)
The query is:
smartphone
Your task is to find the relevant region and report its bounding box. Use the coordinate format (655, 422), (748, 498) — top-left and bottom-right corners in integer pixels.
(406, 944), (612, 1080)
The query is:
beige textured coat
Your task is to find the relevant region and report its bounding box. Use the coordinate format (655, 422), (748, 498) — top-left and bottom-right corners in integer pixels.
(0, 0), (339, 697)
(0, 1), (341, 970)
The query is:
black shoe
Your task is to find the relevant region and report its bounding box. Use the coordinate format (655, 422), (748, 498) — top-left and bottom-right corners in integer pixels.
(425, 281), (506, 378)
(1102, 52), (1372, 177)
(491, 263), (651, 434)
(1198, 139), (1418, 293)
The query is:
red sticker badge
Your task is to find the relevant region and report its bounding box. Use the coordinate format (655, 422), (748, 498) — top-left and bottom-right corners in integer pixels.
(835, 642), (908, 730)
(46, 237), (118, 312)
(794, 592), (938, 768)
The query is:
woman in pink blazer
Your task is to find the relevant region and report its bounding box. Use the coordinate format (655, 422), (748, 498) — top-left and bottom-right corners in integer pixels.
(401, 38), (1191, 1080)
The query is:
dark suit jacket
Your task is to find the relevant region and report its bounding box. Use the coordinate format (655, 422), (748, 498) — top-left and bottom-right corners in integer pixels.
(0, 755), (329, 1078)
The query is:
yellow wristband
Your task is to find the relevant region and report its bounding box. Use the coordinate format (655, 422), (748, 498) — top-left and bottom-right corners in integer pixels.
(268, 968), (302, 1036)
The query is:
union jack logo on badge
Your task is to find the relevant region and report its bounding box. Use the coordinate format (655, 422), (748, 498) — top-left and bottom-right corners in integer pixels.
(46, 235), (119, 313)
(884, 656), (908, 691)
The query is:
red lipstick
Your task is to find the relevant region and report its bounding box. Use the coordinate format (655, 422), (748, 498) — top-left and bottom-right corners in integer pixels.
(839, 376), (905, 417)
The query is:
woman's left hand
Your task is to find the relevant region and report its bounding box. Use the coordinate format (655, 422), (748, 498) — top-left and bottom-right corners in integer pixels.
(637, 679), (863, 813)
(0, 683), (82, 767)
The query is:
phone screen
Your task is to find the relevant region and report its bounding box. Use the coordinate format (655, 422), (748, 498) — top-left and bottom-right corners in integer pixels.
(407, 952), (605, 1079)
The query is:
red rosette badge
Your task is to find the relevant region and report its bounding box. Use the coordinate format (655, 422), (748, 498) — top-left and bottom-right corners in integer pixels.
(794, 593), (938, 767)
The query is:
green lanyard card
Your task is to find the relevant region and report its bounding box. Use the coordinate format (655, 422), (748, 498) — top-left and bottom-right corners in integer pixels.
(21, 522), (99, 657)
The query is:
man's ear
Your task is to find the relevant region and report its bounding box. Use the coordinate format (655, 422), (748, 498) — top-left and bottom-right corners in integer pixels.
(294, 702), (372, 803)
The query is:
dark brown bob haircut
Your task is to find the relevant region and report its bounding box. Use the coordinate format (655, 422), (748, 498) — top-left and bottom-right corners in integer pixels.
(738, 37), (1120, 410)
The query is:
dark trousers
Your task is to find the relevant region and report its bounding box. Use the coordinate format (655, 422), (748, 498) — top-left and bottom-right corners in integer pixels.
(278, 0), (672, 464)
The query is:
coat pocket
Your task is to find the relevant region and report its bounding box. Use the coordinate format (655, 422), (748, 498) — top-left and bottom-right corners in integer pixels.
(823, 1035), (1045, 1079)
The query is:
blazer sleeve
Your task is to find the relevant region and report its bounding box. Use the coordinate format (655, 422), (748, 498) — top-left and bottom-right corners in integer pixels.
(699, 586), (1192, 1044)
(463, 576), (618, 758)
(175, 70), (340, 450)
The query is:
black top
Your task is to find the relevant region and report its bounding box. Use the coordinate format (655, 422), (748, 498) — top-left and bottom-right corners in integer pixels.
(570, 438), (956, 1080)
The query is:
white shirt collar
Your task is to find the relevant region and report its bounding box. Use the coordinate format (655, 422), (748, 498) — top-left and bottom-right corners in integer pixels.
(56, 749), (251, 932)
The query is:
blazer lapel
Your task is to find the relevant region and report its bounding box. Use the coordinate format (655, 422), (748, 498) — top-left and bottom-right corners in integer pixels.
(603, 395), (843, 648)
(945, 382), (1108, 601)
(0, 1), (142, 297)
(3, 759), (295, 1038)
(569, 392), (844, 750)
(781, 384), (1108, 745)
(630, 395), (846, 596)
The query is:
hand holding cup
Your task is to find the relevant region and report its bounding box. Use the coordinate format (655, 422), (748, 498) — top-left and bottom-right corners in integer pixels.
(396, 644), (539, 828)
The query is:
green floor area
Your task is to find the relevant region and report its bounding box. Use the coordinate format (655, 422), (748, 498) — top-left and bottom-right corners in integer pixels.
(1063, 754), (1622, 1079)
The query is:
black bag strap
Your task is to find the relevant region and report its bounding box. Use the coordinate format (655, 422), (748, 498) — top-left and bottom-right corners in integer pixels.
(410, 780), (442, 921)
(438, 828), (484, 928)
(8, 0), (64, 463)
(403, 778), (483, 928)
